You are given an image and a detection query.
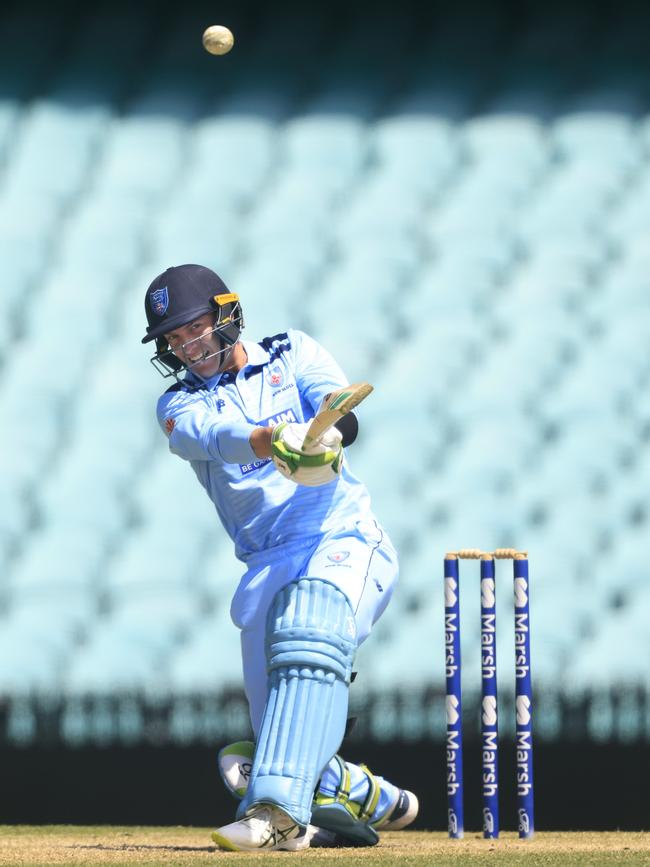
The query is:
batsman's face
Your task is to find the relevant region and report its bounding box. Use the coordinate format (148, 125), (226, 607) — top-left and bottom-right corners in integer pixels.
(165, 314), (231, 377)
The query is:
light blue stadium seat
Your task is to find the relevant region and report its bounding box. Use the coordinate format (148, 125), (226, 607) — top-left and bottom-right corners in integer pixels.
(0, 194), (58, 321)
(2, 99), (109, 202)
(104, 525), (204, 598)
(357, 603), (443, 692)
(609, 190), (650, 242)
(198, 541), (244, 600)
(436, 242), (516, 288)
(497, 268), (589, 322)
(37, 461), (128, 543)
(223, 259), (311, 340)
(0, 368), (61, 485)
(282, 115), (367, 189)
(0, 474), (30, 555)
(58, 204), (145, 275)
(336, 235), (422, 284)
(409, 260), (495, 320)
(428, 194), (515, 243)
(132, 452), (219, 536)
(0, 99), (19, 161)
(147, 203), (240, 276)
(555, 158), (628, 201)
(22, 277), (111, 354)
(591, 538), (650, 598)
(63, 627), (161, 694)
(244, 237), (328, 286)
(597, 316), (650, 391)
(463, 114), (548, 168)
(337, 175), (424, 240)
(566, 609), (650, 689)
(450, 159), (539, 211)
(8, 526), (105, 596)
(370, 115), (457, 197)
(84, 347), (164, 404)
(94, 116), (184, 199)
(188, 116), (277, 209)
(523, 234), (611, 274)
(8, 592), (94, 640)
(0, 626), (66, 693)
(599, 259), (650, 311)
(544, 350), (640, 419)
(517, 200), (600, 246)
(306, 257), (400, 378)
(390, 319), (481, 390)
(552, 112), (638, 163)
(67, 381), (155, 461)
(434, 417), (538, 496)
(245, 175), (332, 246)
(107, 593), (198, 653)
(166, 611), (243, 692)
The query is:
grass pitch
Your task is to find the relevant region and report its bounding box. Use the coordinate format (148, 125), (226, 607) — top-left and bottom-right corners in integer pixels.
(0, 827), (648, 867)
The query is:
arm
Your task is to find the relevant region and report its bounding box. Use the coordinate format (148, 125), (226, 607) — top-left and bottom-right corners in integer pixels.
(250, 425), (273, 459)
(158, 390), (260, 465)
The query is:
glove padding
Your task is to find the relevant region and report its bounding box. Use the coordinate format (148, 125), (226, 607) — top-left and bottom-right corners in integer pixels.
(271, 421), (343, 487)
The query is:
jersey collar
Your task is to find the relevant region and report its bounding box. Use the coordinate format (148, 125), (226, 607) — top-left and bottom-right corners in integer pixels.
(182, 339), (270, 390)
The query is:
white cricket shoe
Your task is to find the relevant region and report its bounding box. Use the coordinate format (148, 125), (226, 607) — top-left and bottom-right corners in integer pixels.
(211, 805), (315, 852)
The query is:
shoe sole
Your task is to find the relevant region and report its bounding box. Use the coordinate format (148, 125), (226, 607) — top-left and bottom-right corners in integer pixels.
(211, 828), (310, 852)
(211, 830), (241, 852)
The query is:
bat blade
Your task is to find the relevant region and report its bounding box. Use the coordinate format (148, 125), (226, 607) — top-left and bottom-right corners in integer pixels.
(303, 382), (374, 448)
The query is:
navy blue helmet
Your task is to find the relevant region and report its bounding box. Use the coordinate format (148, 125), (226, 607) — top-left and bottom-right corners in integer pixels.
(142, 264), (244, 377)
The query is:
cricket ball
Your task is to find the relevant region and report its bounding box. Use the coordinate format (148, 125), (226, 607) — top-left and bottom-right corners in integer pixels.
(202, 25), (234, 56)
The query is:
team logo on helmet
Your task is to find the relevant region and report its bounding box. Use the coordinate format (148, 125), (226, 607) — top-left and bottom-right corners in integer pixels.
(328, 551), (350, 563)
(150, 286), (169, 316)
(266, 364), (284, 388)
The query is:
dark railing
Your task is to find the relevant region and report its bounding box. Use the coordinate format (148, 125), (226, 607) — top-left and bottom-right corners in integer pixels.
(1, 686), (649, 747)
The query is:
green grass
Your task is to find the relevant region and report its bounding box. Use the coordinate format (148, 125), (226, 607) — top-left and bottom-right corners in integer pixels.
(0, 827), (649, 866)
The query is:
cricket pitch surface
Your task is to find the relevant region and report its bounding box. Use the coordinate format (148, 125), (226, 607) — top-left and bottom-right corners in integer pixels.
(1, 827), (648, 866)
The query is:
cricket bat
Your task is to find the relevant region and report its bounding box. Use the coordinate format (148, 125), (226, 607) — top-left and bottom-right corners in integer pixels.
(303, 382), (374, 448)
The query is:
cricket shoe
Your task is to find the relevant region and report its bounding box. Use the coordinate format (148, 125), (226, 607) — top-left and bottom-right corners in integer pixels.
(374, 787), (419, 831)
(211, 805), (316, 852)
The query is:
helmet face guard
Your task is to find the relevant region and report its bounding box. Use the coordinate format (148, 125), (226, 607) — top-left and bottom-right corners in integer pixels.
(150, 292), (244, 381)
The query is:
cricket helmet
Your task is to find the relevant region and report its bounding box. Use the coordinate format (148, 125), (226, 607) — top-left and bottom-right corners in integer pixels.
(142, 264), (244, 377)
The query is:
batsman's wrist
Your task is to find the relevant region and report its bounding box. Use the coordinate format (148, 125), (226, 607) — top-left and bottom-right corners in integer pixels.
(250, 426), (273, 459)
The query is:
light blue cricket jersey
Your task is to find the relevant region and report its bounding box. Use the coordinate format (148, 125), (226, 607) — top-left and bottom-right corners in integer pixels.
(156, 329), (374, 561)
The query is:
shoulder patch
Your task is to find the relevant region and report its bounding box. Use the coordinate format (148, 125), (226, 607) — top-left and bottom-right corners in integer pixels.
(258, 332), (289, 353)
(246, 333), (292, 380)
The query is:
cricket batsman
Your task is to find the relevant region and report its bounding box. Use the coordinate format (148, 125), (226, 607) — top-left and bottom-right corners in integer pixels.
(142, 263), (418, 850)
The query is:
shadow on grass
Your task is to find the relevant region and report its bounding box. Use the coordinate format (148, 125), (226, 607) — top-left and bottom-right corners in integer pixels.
(68, 844), (216, 853)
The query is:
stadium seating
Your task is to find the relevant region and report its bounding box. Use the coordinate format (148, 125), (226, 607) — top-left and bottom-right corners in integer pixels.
(1, 0), (650, 735)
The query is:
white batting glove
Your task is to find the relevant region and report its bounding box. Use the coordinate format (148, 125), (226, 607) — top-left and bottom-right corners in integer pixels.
(271, 422), (343, 487)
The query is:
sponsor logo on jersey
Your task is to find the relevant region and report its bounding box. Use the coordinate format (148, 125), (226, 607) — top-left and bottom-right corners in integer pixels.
(240, 458), (271, 475)
(328, 550), (350, 563)
(151, 286), (169, 316)
(265, 409), (298, 428)
(237, 410), (298, 475)
(266, 364), (284, 388)
(165, 417), (176, 434)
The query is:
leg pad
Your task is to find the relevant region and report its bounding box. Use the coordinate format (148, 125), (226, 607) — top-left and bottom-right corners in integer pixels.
(239, 579), (357, 826)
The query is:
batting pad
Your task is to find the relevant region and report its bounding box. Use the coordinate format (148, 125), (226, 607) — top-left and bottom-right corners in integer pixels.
(238, 578), (357, 826)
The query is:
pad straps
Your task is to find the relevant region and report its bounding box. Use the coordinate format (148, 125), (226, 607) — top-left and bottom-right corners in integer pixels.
(314, 758), (381, 824)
